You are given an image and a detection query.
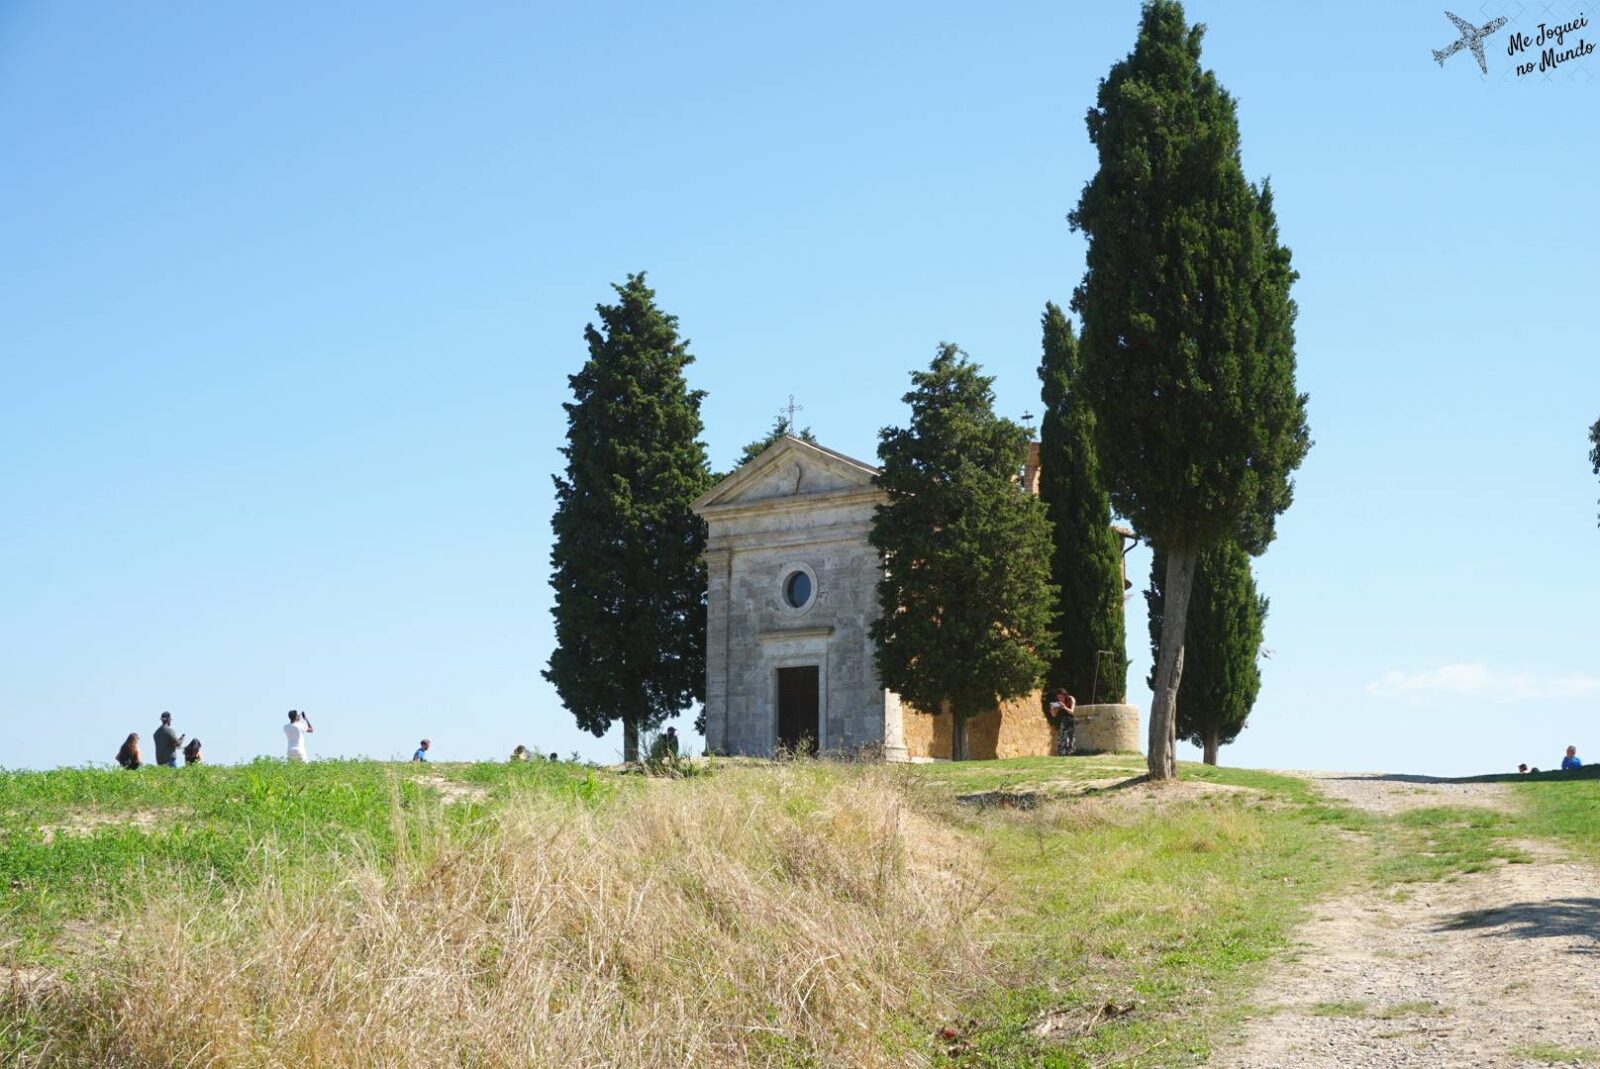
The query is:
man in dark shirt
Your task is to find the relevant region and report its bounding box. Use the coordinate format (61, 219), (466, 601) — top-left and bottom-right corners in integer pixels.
(153, 712), (185, 768)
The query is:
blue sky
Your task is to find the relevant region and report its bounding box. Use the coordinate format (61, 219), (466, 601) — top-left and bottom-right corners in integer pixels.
(3, 2), (1596, 776)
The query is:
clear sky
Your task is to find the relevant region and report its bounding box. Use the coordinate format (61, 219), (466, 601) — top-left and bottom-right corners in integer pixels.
(4, 2), (1596, 776)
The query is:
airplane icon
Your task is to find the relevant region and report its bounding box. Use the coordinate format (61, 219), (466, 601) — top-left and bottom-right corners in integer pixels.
(1432, 11), (1509, 74)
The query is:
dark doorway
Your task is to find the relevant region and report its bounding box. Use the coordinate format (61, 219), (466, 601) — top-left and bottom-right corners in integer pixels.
(776, 666), (820, 756)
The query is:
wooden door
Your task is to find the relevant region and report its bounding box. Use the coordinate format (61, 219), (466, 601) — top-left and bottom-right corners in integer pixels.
(776, 666), (819, 756)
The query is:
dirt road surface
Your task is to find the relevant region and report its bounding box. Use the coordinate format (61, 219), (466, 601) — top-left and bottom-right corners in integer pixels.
(1211, 774), (1600, 1069)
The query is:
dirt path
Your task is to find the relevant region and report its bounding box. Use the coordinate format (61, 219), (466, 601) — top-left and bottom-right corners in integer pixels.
(1211, 774), (1600, 1069)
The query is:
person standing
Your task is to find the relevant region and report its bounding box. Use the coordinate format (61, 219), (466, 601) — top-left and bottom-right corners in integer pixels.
(284, 709), (314, 763)
(1047, 688), (1077, 757)
(153, 712), (185, 768)
(412, 739), (430, 763)
(1562, 745), (1583, 771)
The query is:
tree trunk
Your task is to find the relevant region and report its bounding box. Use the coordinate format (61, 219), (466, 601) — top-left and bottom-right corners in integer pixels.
(1202, 729), (1219, 766)
(951, 712), (967, 762)
(623, 718), (640, 763)
(1148, 544), (1198, 780)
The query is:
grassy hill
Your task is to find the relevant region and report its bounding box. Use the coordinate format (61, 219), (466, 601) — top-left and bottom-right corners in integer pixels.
(1, 756), (1594, 1067)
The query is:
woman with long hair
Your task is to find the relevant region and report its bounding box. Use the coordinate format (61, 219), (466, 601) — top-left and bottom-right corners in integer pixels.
(115, 733), (142, 769)
(182, 737), (203, 765)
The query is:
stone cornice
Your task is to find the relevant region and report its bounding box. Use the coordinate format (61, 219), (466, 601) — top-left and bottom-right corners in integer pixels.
(757, 626), (835, 642)
(705, 522), (878, 555)
(697, 485), (885, 521)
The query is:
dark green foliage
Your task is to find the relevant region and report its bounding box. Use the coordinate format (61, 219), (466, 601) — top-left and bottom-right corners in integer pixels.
(1070, 2), (1309, 554)
(733, 416), (818, 471)
(1037, 303), (1127, 703)
(1069, 1), (1309, 777)
(1589, 417), (1600, 526)
(1147, 542), (1267, 764)
(870, 344), (1058, 760)
(545, 274), (714, 761)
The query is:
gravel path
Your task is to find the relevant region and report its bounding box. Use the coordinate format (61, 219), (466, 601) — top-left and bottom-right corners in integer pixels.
(1291, 770), (1521, 815)
(1211, 774), (1600, 1069)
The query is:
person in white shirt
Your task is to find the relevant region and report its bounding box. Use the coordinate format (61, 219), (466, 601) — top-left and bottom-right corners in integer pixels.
(284, 709), (314, 762)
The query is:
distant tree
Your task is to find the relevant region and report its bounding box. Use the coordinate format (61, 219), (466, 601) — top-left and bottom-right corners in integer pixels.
(1590, 417), (1600, 526)
(1146, 541), (1267, 765)
(733, 415), (818, 470)
(545, 273), (714, 762)
(1037, 302), (1127, 704)
(870, 344), (1058, 760)
(1070, 1), (1310, 778)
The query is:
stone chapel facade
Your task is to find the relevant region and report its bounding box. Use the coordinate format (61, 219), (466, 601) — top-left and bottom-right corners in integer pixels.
(693, 437), (906, 759)
(692, 435), (1141, 760)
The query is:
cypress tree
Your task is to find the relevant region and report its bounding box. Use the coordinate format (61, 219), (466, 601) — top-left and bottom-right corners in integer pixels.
(1070, 1), (1310, 778)
(1037, 302), (1127, 704)
(1589, 417), (1600, 526)
(1147, 542), (1267, 765)
(545, 273), (714, 762)
(870, 344), (1058, 761)
(733, 416), (817, 470)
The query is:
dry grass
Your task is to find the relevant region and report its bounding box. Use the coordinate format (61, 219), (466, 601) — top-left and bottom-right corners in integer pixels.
(4, 764), (991, 1068)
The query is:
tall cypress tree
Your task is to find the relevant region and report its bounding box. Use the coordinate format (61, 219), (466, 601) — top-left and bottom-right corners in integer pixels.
(1147, 542), (1267, 765)
(1037, 302), (1127, 704)
(545, 273), (713, 762)
(1071, 1), (1309, 778)
(870, 344), (1058, 761)
(1589, 417), (1600, 526)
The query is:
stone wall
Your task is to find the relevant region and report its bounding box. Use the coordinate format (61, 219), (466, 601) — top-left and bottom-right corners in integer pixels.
(902, 693), (1055, 760)
(1072, 703), (1141, 754)
(903, 696), (1141, 759)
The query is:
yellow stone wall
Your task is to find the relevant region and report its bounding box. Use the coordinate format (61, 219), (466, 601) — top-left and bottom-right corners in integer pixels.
(902, 697), (1142, 759)
(903, 692), (1055, 760)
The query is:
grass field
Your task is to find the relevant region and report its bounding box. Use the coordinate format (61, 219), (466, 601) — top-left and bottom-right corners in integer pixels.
(2, 754), (1593, 1067)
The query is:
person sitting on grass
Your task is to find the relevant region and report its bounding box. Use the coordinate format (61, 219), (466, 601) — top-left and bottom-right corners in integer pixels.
(1046, 688), (1077, 756)
(1561, 745), (1583, 771)
(115, 733), (142, 770)
(510, 744), (531, 762)
(413, 739), (430, 763)
(183, 738), (203, 765)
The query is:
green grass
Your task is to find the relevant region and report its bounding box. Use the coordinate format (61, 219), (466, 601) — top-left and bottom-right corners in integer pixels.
(0, 758), (609, 961)
(8, 754), (1591, 1068)
(1512, 1042), (1600, 1064)
(1514, 777), (1600, 864)
(910, 760), (1359, 1067)
(1375, 1000), (1450, 1019)
(1370, 805), (1530, 884)
(1308, 1000), (1369, 1017)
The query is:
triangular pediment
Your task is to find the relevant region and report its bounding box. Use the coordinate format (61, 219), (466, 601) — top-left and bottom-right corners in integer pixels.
(694, 436), (880, 511)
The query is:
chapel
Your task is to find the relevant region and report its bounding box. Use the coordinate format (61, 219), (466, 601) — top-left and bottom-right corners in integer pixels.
(691, 435), (1141, 760)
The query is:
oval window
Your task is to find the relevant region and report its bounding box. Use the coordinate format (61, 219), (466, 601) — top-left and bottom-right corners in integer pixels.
(783, 570), (813, 609)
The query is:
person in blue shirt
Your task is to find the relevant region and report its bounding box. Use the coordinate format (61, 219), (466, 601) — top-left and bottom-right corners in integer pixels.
(412, 739), (430, 763)
(1561, 745), (1582, 771)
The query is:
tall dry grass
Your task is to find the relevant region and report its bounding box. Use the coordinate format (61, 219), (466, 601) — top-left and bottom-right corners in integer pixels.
(5, 764), (992, 1068)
